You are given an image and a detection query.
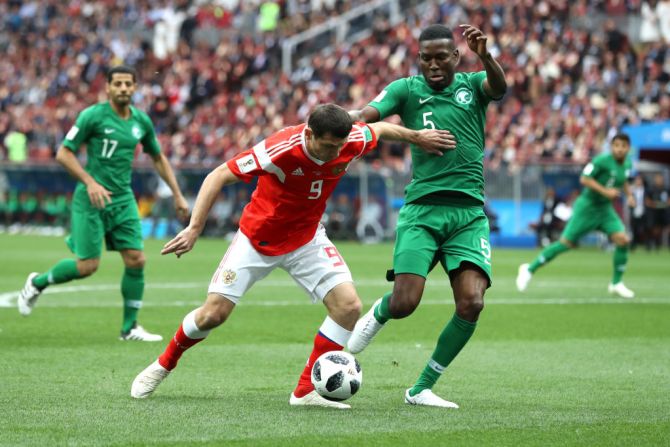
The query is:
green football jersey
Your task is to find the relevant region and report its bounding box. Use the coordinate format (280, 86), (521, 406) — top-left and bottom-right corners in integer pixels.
(62, 102), (161, 203)
(368, 72), (494, 205)
(580, 153), (632, 206)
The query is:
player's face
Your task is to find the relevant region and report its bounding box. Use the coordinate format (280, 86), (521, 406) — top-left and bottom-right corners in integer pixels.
(106, 73), (136, 107)
(611, 138), (630, 162)
(307, 130), (349, 162)
(419, 39), (459, 91)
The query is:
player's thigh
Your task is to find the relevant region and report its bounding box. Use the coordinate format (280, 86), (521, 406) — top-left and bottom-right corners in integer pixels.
(104, 201), (144, 252)
(441, 208), (492, 286)
(67, 205), (104, 260)
(600, 206), (626, 238)
(208, 230), (281, 303)
(393, 203), (441, 277)
(282, 225), (353, 303)
(560, 207), (602, 244)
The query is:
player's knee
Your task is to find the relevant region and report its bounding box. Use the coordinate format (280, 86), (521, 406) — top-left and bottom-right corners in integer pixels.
(330, 295), (362, 325)
(613, 234), (630, 246)
(198, 304), (230, 329)
(77, 259), (99, 277)
(345, 296), (362, 320)
(456, 292), (485, 321)
(388, 293), (419, 319)
(125, 252), (146, 269)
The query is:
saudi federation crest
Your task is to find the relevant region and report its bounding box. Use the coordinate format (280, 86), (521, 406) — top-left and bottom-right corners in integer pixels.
(132, 126), (142, 139)
(221, 269), (237, 285)
(454, 88), (473, 105)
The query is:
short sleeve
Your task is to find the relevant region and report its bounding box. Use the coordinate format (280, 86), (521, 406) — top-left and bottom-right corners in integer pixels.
(140, 114), (161, 156)
(367, 78), (409, 120)
(582, 156), (603, 178)
(469, 71), (492, 103)
(356, 123), (378, 158)
(227, 147), (265, 183)
(62, 107), (95, 152)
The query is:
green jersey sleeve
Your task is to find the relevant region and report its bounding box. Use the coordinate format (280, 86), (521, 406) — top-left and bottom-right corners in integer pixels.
(139, 113), (161, 156)
(368, 78), (409, 120)
(468, 71), (492, 104)
(62, 107), (96, 152)
(581, 155), (604, 179)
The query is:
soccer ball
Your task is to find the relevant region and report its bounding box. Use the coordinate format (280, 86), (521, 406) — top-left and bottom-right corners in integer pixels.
(311, 351), (362, 401)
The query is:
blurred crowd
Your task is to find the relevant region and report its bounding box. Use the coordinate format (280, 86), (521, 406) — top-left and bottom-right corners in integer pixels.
(0, 0), (669, 173)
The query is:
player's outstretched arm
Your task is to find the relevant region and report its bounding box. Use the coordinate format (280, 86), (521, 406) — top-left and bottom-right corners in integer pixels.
(459, 24), (507, 99)
(580, 175), (620, 201)
(349, 106), (381, 124)
(368, 121), (456, 156)
(161, 162), (240, 258)
(151, 152), (189, 220)
(55, 145), (112, 209)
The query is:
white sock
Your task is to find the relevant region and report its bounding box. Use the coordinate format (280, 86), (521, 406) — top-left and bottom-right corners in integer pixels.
(319, 316), (352, 346)
(182, 309), (210, 339)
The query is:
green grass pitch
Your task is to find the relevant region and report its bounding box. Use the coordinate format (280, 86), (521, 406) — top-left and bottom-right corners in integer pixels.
(0, 234), (668, 446)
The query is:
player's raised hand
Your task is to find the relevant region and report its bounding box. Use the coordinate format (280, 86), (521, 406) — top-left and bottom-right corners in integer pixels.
(86, 181), (112, 209)
(415, 129), (457, 156)
(174, 195), (189, 221)
(459, 24), (489, 58)
(161, 226), (199, 258)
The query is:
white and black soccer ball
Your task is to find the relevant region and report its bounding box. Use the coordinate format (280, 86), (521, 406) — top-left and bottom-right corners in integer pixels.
(311, 351), (362, 401)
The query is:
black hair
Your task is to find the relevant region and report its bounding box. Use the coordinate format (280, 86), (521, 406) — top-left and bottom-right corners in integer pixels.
(307, 104), (353, 139)
(611, 133), (631, 145)
(419, 24), (454, 42)
(107, 65), (137, 83)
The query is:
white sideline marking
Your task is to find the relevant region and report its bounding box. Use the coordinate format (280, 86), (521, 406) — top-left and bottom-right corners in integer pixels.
(0, 282), (668, 308)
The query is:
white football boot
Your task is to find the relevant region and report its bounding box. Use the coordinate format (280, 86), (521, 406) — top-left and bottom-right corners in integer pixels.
(515, 263), (533, 292)
(347, 298), (385, 354)
(289, 390), (350, 409)
(120, 323), (163, 342)
(131, 360), (170, 398)
(18, 272), (42, 316)
(405, 388), (459, 408)
(608, 282), (635, 299)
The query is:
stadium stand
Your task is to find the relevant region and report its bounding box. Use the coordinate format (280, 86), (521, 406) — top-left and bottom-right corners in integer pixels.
(1, 0), (668, 169)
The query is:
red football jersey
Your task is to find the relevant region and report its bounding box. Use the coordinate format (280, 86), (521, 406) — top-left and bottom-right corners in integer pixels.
(227, 122), (378, 255)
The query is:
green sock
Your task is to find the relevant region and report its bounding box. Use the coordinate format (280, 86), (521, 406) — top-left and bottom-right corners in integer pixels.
(612, 246), (628, 284)
(121, 267), (144, 333)
(32, 259), (81, 289)
(528, 241), (570, 273)
(373, 292), (393, 324)
(409, 313), (477, 396)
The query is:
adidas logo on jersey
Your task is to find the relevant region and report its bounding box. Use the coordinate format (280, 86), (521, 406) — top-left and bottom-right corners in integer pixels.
(291, 167), (304, 176)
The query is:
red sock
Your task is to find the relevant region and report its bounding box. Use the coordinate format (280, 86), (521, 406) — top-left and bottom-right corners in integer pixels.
(293, 332), (343, 398)
(158, 325), (205, 371)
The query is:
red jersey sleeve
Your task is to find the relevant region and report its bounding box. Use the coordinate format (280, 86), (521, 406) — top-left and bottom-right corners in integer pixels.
(227, 145), (265, 183)
(351, 122), (378, 160)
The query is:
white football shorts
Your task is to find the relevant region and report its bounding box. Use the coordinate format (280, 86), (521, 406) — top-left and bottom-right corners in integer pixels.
(208, 225), (353, 304)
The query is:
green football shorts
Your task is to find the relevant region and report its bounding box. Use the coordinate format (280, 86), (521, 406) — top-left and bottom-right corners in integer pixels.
(392, 202), (492, 285)
(66, 189), (144, 259)
(561, 197), (625, 244)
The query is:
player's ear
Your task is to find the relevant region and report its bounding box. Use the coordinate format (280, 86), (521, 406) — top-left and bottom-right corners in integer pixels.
(305, 127), (312, 141)
(453, 48), (461, 66)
